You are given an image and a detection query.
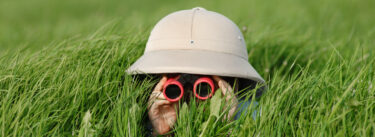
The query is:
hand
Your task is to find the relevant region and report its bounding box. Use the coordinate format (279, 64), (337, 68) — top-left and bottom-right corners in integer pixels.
(212, 76), (239, 121)
(147, 76), (178, 136)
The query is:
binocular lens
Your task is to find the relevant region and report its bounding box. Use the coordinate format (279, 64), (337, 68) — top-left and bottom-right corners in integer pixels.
(195, 82), (212, 97)
(164, 85), (182, 99)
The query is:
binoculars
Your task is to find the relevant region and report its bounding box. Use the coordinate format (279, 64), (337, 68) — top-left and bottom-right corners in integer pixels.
(162, 74), (216, 102)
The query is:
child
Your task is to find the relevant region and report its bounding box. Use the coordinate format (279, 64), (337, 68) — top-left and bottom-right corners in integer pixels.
(127, 7), (266, 136)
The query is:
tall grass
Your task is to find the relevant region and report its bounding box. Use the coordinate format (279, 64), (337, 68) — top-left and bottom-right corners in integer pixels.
(1, 0), (374, 136)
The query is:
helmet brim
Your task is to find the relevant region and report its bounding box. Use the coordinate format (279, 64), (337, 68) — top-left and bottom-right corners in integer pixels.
(126, 49), (265, 84)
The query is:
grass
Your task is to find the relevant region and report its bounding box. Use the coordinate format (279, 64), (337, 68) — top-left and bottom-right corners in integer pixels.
(0, 0), (374, 136)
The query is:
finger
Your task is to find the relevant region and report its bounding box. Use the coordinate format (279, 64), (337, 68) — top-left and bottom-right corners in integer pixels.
(148, 98), (171, 110)
(154, 99), (172, 107)
(218, 80), (236, 102)
(148, 90), (172, 107)
(213, 76), (227, 93)
(219, 79), (231, 89)
(212, 75), (224, 83)
(213, 76), (230, 89)
(148, 91), (163, 108)
(218, 81), (226, 94)
(150, 89), (168, 99)
(155, 92), (167, 100)
(213, 76), (235, 100)
(154, 75), (168, 91)
(149, 91), (163, 100)
(227, 105), (238, 121)
(218, 80), (231, 95)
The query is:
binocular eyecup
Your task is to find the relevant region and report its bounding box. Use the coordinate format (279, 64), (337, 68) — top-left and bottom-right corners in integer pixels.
(162, 76), (215, 102)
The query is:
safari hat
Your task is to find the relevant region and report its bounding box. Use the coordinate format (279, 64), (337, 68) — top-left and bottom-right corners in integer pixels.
(127, 7), (265, 85)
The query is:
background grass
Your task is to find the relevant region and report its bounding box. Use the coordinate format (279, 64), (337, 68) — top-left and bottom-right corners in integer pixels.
(1, 0), (374, 136)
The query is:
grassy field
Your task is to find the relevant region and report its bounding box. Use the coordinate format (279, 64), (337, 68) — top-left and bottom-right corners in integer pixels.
(1, 0), (374, 136)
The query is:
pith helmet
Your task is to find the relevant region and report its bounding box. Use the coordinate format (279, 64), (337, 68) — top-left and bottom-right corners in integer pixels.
(127, 7), (265, 84)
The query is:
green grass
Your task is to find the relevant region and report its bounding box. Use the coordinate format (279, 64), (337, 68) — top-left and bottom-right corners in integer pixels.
(1, 0), (374, 136)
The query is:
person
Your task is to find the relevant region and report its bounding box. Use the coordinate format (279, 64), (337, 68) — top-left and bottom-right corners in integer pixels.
(147, 74), (242, 135)
(127, 7), (266, 136)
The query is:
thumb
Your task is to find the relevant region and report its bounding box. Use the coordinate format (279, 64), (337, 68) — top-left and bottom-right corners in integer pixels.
(212, 75), (224, 83)
(218, 80), (228, 96)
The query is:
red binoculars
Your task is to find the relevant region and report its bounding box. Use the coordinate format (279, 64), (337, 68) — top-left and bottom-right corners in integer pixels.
(162, 75), (215, 102)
